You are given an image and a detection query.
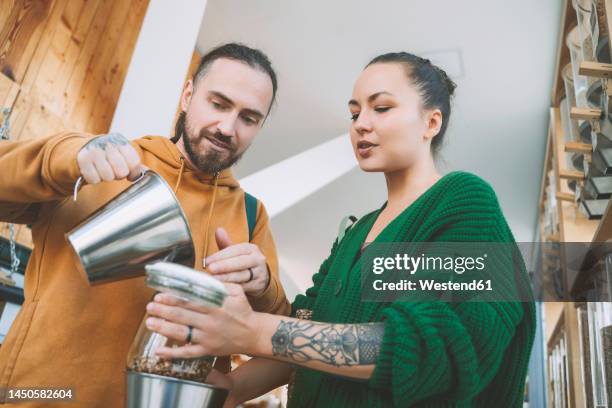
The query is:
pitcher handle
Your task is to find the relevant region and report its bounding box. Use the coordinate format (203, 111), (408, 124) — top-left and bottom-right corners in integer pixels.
(73, 169), (147, 202)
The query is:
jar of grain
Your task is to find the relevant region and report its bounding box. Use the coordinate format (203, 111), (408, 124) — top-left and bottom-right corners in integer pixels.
(126, 262), (227, 383)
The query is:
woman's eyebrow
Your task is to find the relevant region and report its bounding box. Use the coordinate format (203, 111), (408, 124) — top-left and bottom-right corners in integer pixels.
(348, 91), (395, 107)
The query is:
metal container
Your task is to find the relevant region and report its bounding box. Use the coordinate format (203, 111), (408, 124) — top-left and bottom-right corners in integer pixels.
(66, 170), (195, 284)
(583, 176), (612, 199)
(593, 147), (612, 175)
(580, 198), (609, 219)
(597, 36), (611, 63)
(126, 371), (228, 408)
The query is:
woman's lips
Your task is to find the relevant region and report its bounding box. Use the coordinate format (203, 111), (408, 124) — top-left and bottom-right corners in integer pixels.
(357, 141), (378, 158)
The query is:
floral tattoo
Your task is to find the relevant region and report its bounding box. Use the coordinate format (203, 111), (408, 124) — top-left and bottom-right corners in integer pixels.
(271, 320), (383, 366)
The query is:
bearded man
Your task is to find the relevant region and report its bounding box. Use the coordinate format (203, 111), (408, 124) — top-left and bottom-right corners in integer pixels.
(0, 43), (290, 407)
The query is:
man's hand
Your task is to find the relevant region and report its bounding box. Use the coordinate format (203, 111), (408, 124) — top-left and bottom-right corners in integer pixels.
(205, 228), (270, 296)
(77, 132), (142, 184)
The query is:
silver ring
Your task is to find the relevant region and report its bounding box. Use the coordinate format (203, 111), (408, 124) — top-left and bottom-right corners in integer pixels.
(186, 325), (193, 343)
(248, 268), (254, 282)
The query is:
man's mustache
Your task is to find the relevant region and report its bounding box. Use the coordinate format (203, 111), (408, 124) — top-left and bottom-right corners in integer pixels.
(198, 128), (236, 151)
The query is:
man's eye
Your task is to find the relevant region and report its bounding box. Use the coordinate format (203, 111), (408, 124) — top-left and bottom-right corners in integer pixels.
(350, 112), (360, 121)
(243, 116), (259, 126)
(211, 101), (225, 110)
(374, 107), (390, 113)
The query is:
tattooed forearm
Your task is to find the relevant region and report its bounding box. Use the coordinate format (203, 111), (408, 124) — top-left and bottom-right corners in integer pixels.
(271, 320), (384, 367)
(85, 132), (129, 151)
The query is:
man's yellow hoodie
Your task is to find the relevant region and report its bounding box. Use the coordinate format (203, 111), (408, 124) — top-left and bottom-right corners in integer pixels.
(0, 132), (290, 407)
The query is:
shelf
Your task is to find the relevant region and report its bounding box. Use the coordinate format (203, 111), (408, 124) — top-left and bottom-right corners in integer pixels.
(545, 302), (584, 408)
(545, 302), (565, 345)
(564, 141), (592, 154)
(540, 0), (612, 406)
(550, 107), (599, 245)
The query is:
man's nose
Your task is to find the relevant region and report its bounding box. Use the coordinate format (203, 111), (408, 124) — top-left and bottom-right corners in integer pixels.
(216, 112), (238, 138)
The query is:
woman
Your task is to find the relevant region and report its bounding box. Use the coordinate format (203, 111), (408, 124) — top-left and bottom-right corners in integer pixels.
(144, 52), (535, 407)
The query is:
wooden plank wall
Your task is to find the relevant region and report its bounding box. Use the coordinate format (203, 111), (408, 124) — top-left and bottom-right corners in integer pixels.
(0, 0), (149, 247)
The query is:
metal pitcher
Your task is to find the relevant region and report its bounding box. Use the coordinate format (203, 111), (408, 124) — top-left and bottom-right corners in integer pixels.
(66, 170), (195, 285)
(126, 371), (228, 408)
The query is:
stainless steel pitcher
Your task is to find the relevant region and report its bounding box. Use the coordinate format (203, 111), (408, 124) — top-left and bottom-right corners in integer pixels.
(66, 170), (195, 284)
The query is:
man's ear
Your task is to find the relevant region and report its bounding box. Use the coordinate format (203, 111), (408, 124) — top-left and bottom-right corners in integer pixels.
(424, 109), (443, 141)
(181, 80), (194, 112)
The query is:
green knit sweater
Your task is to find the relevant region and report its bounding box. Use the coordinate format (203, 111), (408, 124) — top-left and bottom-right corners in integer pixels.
(288, 171), (535, 408)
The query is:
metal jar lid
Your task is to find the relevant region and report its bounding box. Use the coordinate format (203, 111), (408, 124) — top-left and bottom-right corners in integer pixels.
(144, 262), (227, 307)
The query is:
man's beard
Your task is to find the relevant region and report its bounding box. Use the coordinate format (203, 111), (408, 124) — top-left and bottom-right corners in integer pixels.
(175, 111), (244, 174)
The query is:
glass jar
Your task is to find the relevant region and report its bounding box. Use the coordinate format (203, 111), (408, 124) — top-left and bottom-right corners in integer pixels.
(592, 0), (611, 63)
(562, 64), (584, 142)
(567, 25), (591, 109)
(574, 0), (597, 60)
(126, 262), (227, 383)
(577, 303), (595, 408)
(586, 291), (612, 406)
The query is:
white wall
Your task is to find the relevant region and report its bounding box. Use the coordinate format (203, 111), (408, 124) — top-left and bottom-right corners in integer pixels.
(110, 0), (208, 139)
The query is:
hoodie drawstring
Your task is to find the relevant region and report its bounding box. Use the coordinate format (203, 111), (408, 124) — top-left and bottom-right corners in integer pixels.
(172, 157), (219, 269)
(173, 158), (186, 194)
(201, 172), (219, 268)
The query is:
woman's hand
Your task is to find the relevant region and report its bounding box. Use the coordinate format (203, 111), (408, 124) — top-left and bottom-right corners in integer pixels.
(145, 283), (262, 358)
(146, 287), (380, 380)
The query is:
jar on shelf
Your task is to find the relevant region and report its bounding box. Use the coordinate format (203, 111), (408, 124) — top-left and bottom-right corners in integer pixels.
(563, 64), (589, 143)
(126, 262), (227, 383)
(577, 303), (595, 408)
(585, 259), (612, 408)
(574, 0), (596, 59)
(592, 0), (611, 63)
(567, 26), (592, 110)
(574, 0), (611, 109)
(597, 257), (612, 408)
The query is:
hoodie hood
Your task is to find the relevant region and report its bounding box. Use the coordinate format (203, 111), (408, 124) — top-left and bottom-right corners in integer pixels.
(136, 135), (240, 188)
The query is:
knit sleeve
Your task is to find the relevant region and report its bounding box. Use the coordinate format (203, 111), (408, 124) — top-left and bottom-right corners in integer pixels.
(291, 237), (340, 317)
(369, 300), (524, 406)
(369, 172), (534, 406)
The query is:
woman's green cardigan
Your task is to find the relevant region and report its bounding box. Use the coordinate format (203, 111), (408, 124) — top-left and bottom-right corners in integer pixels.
(288, 171), (535, 407)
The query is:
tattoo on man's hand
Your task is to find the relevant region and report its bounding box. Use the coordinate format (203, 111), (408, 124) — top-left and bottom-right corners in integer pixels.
(271, 320), (383, 367)
(85, 132), (129, 151)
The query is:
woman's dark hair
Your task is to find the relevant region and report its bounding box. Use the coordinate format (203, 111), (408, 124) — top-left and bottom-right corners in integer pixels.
(366, 52), (457, 154)
(172, 43), (278, 143)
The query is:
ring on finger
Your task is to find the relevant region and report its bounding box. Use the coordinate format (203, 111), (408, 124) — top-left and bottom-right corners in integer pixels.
(186, 325), (193, 343)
